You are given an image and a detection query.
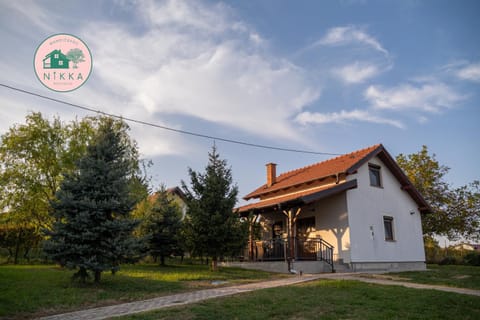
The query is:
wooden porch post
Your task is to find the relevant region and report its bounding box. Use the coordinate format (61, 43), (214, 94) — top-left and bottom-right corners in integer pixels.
(247, 212), (258, 261)
(283, 207), (302, 262)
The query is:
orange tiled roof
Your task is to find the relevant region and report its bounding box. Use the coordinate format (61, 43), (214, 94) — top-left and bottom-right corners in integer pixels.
(237, 181), (357, 213)
(238, 183), (335, 212)
(244, 144), (382, 200)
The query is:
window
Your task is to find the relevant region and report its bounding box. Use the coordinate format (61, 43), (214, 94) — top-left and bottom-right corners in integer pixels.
(369, 164), (382, 187)
(272, 221), (283, 238)
(58, 60), (63, 66)
(54, 53), (59, 59)
(383, 216), (394, 241)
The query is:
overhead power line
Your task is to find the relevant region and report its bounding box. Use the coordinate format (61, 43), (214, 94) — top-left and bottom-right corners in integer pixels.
(0, 83), (341, 156)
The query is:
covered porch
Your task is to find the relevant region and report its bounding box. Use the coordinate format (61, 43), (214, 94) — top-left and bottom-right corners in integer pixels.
(239, 179), (358, 273)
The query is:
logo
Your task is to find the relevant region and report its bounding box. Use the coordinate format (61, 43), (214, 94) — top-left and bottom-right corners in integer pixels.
(34, 34), (92, 92)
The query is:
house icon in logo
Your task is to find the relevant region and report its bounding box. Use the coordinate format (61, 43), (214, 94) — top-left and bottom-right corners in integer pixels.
(43, 49), (69, 69)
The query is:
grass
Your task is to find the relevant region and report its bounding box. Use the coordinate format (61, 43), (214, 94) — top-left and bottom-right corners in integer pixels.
(387, 264), (480, 290)
(2, 263), (479, 319)
(117, 279), (480, 320)
(0, 263), (280, 319)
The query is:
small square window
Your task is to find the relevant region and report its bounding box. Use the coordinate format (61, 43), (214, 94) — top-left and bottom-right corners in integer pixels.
(369, 164), (382, 187)
(58, 60), (63, 66)
(54, 54), (59, 59)
(383, 216), (394, 241)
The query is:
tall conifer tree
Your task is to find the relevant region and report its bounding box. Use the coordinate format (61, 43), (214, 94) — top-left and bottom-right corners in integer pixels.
(44, 118), (144, 283)
(182, 145), (247, 271)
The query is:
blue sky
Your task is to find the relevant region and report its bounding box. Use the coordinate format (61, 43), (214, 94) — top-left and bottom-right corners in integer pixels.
(0, 0), (479, 206)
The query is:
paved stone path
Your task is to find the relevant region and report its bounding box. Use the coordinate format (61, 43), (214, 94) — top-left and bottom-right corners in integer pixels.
(38, 275), (324, 320)
(38, 273), (480, 320)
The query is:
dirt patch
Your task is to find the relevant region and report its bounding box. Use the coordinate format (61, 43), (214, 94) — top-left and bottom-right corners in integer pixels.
(452, 275), (471, 279)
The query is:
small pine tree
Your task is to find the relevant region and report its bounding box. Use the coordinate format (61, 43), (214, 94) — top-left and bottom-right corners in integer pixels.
(182, 145), (248, 271)
(142, 188), (183, 266)
(44, 118), (144, 283)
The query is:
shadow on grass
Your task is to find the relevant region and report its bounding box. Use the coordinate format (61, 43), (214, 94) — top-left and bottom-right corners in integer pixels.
(0, 263), (277, 319)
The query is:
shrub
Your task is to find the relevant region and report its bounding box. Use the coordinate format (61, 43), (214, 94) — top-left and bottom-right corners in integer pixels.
(463, 252), (480, 266)
(439, 256), (458, 265)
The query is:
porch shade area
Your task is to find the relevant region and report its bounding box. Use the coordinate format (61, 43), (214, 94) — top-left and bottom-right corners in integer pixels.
(238, 179), (357, 216)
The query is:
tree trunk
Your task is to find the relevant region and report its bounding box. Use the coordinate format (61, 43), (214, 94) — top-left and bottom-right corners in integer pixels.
(23, 246), (31, 262)
(7, 248), (13, 263)
(211, 257), (218, 271)
(14, 230), (22, 265)
(160, 255), (165, 266)
(74, 267), (88, 283)
(94, 270), (102, 283)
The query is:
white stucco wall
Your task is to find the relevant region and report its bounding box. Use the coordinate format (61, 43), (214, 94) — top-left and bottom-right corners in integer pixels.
(346, 157), (426, 264)
(309, 193), (351, 263)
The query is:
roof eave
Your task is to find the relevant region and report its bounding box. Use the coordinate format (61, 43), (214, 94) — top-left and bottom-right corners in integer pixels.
(243, 173), (345, 201)
(239, 179), (358, 216)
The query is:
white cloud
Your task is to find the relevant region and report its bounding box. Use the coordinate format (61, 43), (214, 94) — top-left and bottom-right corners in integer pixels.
(365, 82), (464, 112)
(81, 0), (320, 154)
(318, 25), (388, 56)
(456, 63), (480, 82)
(332, 62), (381, 84)
(138, 0), (230, 33)
(0, 1), (57, 34)
(295, 109), (404, 128)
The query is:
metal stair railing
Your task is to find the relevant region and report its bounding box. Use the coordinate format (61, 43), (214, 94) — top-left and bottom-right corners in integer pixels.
(295, 237), (335, 272)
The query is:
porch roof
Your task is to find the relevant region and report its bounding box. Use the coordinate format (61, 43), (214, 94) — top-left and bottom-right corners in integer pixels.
(237, 179), (357, 215)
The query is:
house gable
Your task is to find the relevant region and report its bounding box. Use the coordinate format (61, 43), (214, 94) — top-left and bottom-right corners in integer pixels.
(345, 154), (426, 264)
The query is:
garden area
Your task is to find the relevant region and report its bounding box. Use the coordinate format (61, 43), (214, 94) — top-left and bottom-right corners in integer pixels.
(0, 261), (281, 319)
(1, 262), (479, 320)
(1, 114), (479, 319)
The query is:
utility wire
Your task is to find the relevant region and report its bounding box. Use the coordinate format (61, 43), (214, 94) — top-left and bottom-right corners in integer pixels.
(0, 83), (341, 156)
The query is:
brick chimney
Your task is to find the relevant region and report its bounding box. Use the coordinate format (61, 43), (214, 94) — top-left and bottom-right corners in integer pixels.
(266, 163), (277, 187)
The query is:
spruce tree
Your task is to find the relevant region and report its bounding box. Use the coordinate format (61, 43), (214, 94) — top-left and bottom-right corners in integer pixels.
(141, 188), (183, 266)
(182, 145), (248, 271)
(44, 118), (144, 283)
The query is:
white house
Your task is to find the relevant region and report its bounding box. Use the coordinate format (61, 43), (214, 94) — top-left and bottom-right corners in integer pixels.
(236, 144), (429, 273)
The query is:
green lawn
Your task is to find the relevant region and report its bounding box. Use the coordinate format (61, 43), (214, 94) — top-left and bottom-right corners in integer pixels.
(2, 263), (479, 320)
(117, 279), (480, 320)
(0, 263), (279, 319)
(387, 264), (480, 290)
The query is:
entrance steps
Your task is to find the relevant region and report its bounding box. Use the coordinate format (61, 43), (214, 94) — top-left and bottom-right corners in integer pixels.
(334, 259), (351, 273)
